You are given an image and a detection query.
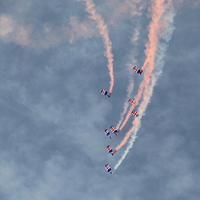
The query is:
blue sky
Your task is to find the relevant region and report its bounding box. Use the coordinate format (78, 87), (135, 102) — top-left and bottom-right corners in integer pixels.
(0, 0), (200, 200)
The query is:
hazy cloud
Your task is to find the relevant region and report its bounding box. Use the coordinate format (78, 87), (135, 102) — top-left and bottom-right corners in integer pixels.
(0, 14), (97, 49)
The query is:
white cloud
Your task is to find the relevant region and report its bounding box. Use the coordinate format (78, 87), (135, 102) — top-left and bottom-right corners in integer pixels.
(0, 15), (97, 49)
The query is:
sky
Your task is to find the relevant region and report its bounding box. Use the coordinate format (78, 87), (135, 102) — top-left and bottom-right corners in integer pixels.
(0, 0), (200, 200)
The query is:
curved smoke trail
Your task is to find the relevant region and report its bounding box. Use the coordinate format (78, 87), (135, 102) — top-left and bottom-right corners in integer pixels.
(84, 0), (114, 94)
(114, 8), (176, 171)
(118, 0), (167, 134)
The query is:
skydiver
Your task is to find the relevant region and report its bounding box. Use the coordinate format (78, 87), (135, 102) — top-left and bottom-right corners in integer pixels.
(104, 164), (112, 174)
(133, 66), (143, 75)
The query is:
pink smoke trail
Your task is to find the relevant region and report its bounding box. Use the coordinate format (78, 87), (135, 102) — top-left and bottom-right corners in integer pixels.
(114, 5), (176, 171)
(116, 0), (167, 150)
(83, 0), (114, 94)
(117, 0), (166, 133)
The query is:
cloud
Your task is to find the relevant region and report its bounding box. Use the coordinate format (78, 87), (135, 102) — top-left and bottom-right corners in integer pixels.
(106, 0), (147, 25)
(191, 0), (200, 8)
(0, 15), (15, 36)
(0, 15), (97, 49)
(67, 16), (96, 43)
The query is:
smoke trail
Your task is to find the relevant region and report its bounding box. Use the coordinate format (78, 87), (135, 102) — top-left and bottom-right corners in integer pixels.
(114, 8), (176, 171)
(116, 27), (141, 130)
(141, 0), (166, 70)
(114, 76), (154, 171)
(116, 80), (134, 130)
(117, 0), (167, 134)
(116, 0), (173, 151)
(114, 124), (140, 171)
(83, 0), (114, 94)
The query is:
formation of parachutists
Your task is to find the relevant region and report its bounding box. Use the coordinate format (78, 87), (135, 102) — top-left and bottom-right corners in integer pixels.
(81, 0), (175, 175)
(103, 66), (143, 174)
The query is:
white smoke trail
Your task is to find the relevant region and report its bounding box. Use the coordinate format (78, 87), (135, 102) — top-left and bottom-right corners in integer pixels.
(116, 81), (134, 130)
(114, 11), (176, 171)
(114, 76), (154, 171)
(116, 27), (141, 130)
